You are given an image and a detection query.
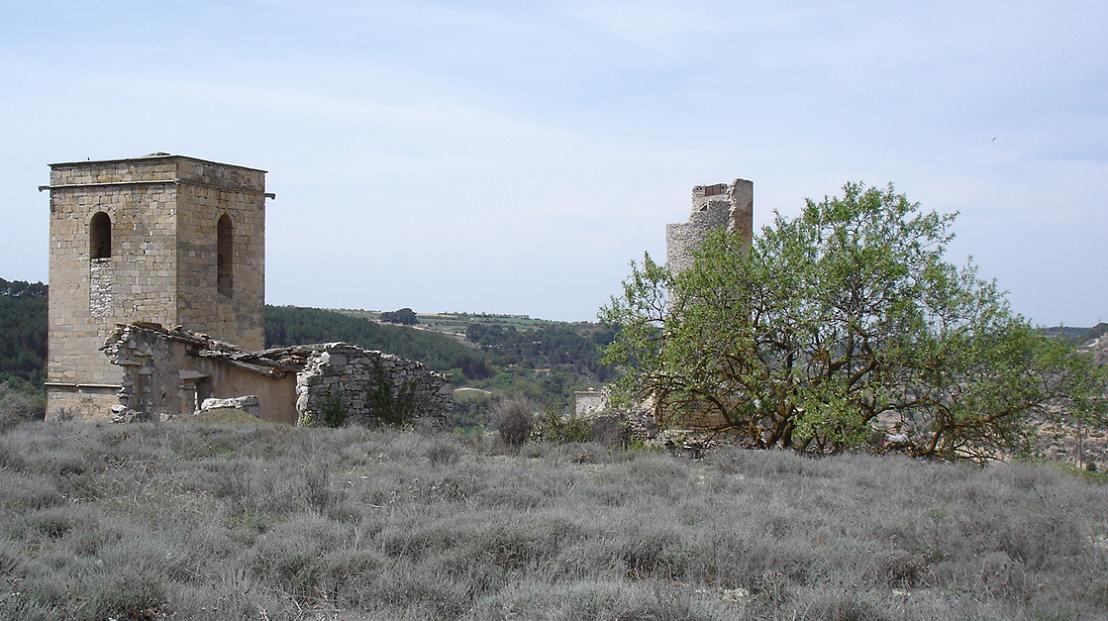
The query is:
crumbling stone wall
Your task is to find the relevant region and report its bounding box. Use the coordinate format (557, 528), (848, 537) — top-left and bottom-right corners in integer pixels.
(573, 389), (608, 418)
(295, 344), (452, 429)
(101, 324), (453, 428)
(102, 323), (299, 424)
(665, 179), (753, 275)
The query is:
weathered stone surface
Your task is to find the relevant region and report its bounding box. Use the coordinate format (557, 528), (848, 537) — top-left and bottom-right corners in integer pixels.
(573, 388), (608, 418)
(109, 404), (142, 423)
(295, 343), (453, 429)
(102, 323), (452, 428)
(46, 154), (269, 420)
(198, 395), (261, 418)
(665, 179), (753, 276)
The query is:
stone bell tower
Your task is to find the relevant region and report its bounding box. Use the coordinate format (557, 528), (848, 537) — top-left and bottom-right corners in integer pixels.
(41, 153), (273, 419)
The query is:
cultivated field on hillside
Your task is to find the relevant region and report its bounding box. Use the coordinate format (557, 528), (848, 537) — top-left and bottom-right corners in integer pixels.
(0, 423), (1106, 620)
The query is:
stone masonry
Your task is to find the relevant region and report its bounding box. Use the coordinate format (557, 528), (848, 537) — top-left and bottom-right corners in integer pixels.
(296, 344), (453, 429)
(573, 388), (608, 418)
(102, 323), (453, 428)
(42, 154), (272, 419)
(665, 179), (753, 276)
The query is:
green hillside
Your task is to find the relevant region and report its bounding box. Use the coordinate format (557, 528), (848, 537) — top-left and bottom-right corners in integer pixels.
(265, 305), (493, 381)
(0, 278), (47, 389)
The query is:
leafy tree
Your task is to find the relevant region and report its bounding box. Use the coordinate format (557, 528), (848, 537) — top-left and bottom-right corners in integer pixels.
(380, 307), (419, 325)
(600, 182), (1107, 461)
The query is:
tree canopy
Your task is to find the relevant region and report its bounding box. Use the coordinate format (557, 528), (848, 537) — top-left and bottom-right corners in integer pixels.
(600, 183), (1106, 461)
(380, 307), (419, 325)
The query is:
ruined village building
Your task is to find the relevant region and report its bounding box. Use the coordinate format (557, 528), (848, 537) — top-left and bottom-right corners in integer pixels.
(42, 154), (271, 420)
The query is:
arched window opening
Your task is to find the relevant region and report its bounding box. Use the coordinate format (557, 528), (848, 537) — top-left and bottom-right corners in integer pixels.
(90, 212), (112, 259)
(217, 214), (233, 297)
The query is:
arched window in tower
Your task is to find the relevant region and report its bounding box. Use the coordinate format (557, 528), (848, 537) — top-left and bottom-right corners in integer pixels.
(90, 212), (111, 259)
(217, 214), (233, 297)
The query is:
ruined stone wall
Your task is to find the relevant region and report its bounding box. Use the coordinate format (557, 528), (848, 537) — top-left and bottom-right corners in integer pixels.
(296, 344), (453, 429)
(574, 389), (608, 418)
(102, 324), (297, 423)
(665, 179), (753, 276)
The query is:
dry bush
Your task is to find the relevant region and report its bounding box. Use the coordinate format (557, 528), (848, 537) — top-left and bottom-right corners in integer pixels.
(492, 397), (534, 449)
(0, 383), (44, 433)
(425, 436), (463, 466)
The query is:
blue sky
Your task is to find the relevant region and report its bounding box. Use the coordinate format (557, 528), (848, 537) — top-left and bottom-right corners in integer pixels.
(1, 1), (1106, 323)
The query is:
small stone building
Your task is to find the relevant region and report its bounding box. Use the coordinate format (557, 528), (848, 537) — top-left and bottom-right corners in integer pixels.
(573, 388), (608, 418)
(102, 323), (453, 428)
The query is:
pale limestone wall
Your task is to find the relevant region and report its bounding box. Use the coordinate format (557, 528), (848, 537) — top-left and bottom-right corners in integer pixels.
(44, 387), (119, 421)
(175, 174), (266, 350)
(47, 161), (181, 419)
(207, 365), (297, 424)
(665, 179), (754, 276)
(574, 390), (608, 418)
(45, 154), (269, 420)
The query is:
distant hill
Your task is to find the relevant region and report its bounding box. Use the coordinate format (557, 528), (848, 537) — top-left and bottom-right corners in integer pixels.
(265, 305), (493, 380)
(1040, 323), (1108, 345)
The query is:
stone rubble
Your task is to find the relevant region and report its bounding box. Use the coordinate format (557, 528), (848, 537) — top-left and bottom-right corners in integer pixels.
(197, 395), (261, 418)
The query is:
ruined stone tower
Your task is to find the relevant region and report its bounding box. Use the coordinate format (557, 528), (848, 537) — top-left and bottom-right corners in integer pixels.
(42, 154), (272, 419)
(665, 179), (753, 275)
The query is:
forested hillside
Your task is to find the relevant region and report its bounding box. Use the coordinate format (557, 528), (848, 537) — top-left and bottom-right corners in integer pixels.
(0, 278), (47, 388)
(265, 305), (492, 380)
(465, 322), (617, 382)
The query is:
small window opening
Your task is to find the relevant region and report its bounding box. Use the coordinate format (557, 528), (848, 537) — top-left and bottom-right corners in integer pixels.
(217, 214), (233, 297)
(90, 212), (112, 259)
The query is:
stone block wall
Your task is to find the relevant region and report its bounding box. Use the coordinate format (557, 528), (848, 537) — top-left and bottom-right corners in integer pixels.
(175, 173), (267, 350)
(102, 323), (299, 424)
(296, 344), (453, 429)
(574, 389), (608, 418)
(47, 162), (181, 418)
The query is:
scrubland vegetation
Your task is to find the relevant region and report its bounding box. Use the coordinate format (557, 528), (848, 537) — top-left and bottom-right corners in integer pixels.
(1, 422), (1106, 620)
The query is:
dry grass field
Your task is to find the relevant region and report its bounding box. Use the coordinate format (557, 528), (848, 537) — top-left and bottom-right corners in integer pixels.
(1, 422), (1106, 620)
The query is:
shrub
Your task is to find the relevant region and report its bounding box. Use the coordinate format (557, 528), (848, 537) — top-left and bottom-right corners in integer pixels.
(319, 389), (347, 428)
(0, 382), (44, 432)
(426, 437), (462, 466)
(0, 423), (1104, 620)
(371, 360), (416, 428)
(493, 397), (534, 448)
(533, 411), (593, 444)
